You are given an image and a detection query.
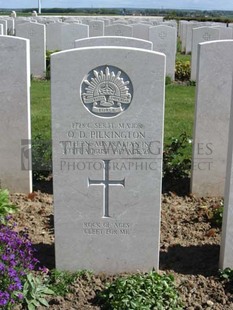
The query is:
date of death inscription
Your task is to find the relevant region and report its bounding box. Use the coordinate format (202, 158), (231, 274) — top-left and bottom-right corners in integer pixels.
(83, 222), (131, 235)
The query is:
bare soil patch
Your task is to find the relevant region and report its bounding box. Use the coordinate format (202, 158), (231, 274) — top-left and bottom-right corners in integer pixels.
(10, 190), (233, 309)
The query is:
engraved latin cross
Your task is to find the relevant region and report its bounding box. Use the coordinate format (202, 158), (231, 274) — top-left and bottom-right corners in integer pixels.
(159, 31), (167, 39)
(203, 32), (211, 41)
(88, 160), (125, 218)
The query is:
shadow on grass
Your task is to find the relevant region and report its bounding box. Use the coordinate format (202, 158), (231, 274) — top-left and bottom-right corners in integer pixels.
(160, 244), (220, 276)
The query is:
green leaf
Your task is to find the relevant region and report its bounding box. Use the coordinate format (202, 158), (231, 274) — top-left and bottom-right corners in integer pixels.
(38, 298), (49, 307)
(28, 303), (35, 310)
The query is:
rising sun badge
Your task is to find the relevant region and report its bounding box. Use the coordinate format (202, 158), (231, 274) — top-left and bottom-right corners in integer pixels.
(81, 65), (133, 118)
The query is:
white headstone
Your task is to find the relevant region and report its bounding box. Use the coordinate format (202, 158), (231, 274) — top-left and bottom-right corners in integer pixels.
(46, 22), (68, 51)
(51, 46), (165, 273)
(0, 24), (3, 35)
(181, 21), (188, 52)
(87, 20), (104, 37)
(5, 18), (15, 35)
(132, 23), (150, 40)
(163, 20), (177, 28)
(61, 23), (89, 50)
(0, 20), (7, 35)
(185, 22), (200, 54)
(220, 85), (233, 268)
(102, 19), (110, 26)
(112, 20), (129, 25)
(149, 25), (177, 80)
(0, 36), (32, 193)
(75, 36), (152, 50)
(191, 27), (220, 81)
(191, 40), (233, 196)
(104, 24), (133, 37)
(212, 26), (233, 39)
(16, 22), (46, 77)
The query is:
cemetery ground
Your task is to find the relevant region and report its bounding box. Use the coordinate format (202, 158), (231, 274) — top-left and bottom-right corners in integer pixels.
(4, 79), (232, 309)
(0, 42), (229, 308)
(9, 189), (230, 309)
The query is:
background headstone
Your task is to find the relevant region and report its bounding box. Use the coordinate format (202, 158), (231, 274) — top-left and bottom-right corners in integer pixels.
(191, 27), (220, 81)
(220, 83), (233, 269)
(0, 19), (7, 35)
(46, 22), (68, 50)
(61, 23), (89, 50)
(6, 18), (15, 35)
(185, 22), (200, 54)
(0, 36), (32, 193)
(149, 25), (177, 80)
(132, 23), (150, 40)
(75, 36), (152, 50)
(16, 22), (46, 77)
(104, 24), (133, 37)
(213, 26), (233, 39)
(85, 20), (104, 37)
(191, 40), (233, 197)
(51, 46), (165, 273)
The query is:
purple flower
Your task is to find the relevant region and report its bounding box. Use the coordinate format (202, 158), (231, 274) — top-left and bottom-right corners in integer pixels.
(0, 223), (40, 307)
(0, 262), (5, 271)
(17, 293), (24, 300)
(0, 291), (10, 306)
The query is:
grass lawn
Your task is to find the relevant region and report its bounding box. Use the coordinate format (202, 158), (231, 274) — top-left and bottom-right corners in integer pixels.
(165, 83), (195, 142)
(31, 79), (51, 140)
(176, 53), (191, 62)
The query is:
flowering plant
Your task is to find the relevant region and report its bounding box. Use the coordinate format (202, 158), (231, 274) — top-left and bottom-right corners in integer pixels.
(0, 223), (39, 308)
(0, 189), (18, 225)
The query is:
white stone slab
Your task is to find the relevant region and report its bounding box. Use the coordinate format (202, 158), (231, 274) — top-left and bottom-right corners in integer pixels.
(220, 86), (233, 268)
(112, 20), (129, 25)
(104, 24), (133, 37)
(61, 23), (89, 50)
(132, 23), (150, 40)
(163, 20), (177, 28)
(191, 27), (220, 81)
(6, 18), (15, 35)
(212, 26), (233, 39)
(191, 40), (233, 196)
(149, 25), (177, 80)
(51, 46), (165, 273)
(46, 22), (68, 50)
(74, 36), (152, 50)
(86, 20), (104, 37)
(0, 36), (32, 193)
(185, 22), (200, 54)
(16, 22), (46, 77)
(0, 20), (7, 35)
(181, 21), (189, 52)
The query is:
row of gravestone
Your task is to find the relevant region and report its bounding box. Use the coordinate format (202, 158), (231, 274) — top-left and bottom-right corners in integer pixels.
(179, 20), (233, 54)
(0, 17), (177, 79)
(1, 35), (233, 273)
(0, 19), (177, 79)
(179, 21), (233, 80)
